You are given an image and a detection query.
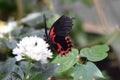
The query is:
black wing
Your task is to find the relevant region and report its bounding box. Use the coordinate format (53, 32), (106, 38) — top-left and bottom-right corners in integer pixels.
(49, 15), (73, 36)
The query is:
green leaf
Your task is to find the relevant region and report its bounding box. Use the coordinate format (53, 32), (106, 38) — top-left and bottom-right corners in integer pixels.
(29, 73), (45, 80)
(18, 27), (45, 39)
(47, 14), (60, 29)
(29, 63), (60, 80)
(73, 62), (104, 80)
(80, 45), (109, 62)
(19, 61), (29, 73)
(5, 39), (17, 49)
(0, 39), (17, 49)
(20, 12), (43, 27)
(12, 27), (23, 37)
(4, 66), (24, 80)
(0, 58), (24, 80)
(0, 58), (16, 73)
(20, 11), (54, 27)
(0, 73), (6, 80)
(52, 49), (78, 73)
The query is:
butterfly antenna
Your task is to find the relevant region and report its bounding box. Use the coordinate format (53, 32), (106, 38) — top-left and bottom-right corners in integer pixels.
(43, 14), (48, 36)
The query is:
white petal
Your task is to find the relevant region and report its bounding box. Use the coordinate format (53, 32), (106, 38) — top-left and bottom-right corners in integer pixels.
(12, 36), (53, 63)
(15, 55), (23, 61)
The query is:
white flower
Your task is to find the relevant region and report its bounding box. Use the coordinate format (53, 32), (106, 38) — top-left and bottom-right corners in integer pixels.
(0, 21), (17, 38)
(13, 36), (53, 63)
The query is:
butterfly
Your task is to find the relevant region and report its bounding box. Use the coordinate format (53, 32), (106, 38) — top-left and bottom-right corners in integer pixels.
(44, 15), (73, 56)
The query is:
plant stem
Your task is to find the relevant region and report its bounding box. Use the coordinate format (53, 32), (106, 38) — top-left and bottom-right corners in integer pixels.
(106, 28), (120, 45)
(93, 0), (109, 33)
(24, 59), (32, 80)
(15, 0), (25, 19)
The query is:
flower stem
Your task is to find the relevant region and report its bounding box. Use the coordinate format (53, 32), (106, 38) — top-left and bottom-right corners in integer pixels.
(24, 59), (32, 80)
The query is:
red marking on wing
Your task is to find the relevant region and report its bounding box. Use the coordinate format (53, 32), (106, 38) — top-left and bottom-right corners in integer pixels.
(49, 27), (72, 56)
(50, 27), (54, 37)
(50, 27), (56, 44)
(55, 36), (72, 56)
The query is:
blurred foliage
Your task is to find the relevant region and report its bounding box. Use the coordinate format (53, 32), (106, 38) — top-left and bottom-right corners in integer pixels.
(0, 0), (16, 20)
(61, 0), (93, 6)
(0, 0), (16, 13)
(61, 0), (74, 4)
(81, 0), (93, 6)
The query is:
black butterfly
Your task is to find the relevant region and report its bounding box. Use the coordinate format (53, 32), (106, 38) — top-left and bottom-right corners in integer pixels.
(44, 15), (73, 55)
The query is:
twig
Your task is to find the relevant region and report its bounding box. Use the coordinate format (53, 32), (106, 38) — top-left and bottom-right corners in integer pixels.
(106, 28), (120, 45)
(83, 23), (119, 35)
(93, 0), (110, 33)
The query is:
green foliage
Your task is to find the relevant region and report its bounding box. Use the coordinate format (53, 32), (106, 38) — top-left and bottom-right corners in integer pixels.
(71, 17), (87, 46)
(73, 62), (104, 80)
(61, 0), (74, 4)
(0, 0), (16, 13)
(29, 63), (60, 80)
(52, 49), (78, 73)
(81, 0), (93, 6)
(80, 45), (109, 62)
(0, 58), (59, 80)
(20, 12), (44, 27)
(51, 45), (108, 80)
(20, 11), (54, 27)
(61, 0), (93, 6)
(47, 14), (60, 29)
(13, 27), (45, 39)
(5, 39), (17, 49)
(0, 58), (24, 80)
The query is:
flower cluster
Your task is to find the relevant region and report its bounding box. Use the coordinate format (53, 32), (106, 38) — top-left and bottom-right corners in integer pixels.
(13, 36), (53, 63)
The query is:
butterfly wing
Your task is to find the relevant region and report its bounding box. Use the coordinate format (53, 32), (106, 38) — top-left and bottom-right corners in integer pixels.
(51, 15), (73, 36)
(49, 15), (73, 55)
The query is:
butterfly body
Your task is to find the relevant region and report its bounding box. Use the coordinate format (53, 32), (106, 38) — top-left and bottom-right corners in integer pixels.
(44, 15), (73, 55)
